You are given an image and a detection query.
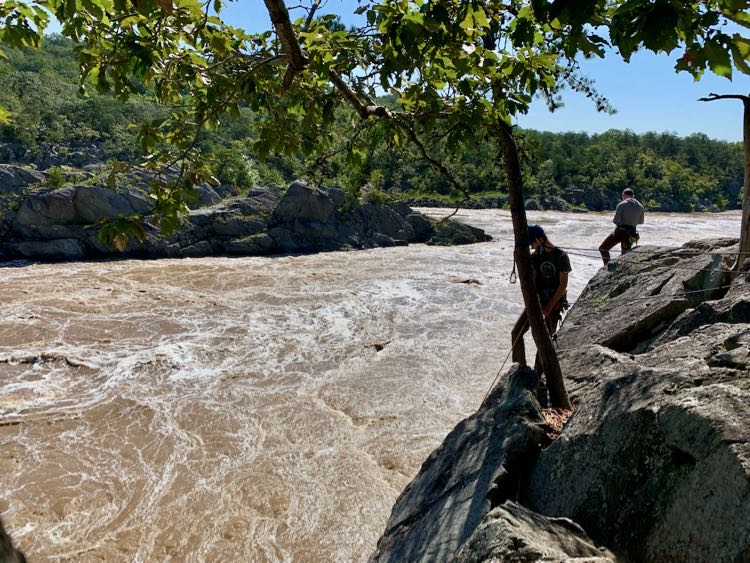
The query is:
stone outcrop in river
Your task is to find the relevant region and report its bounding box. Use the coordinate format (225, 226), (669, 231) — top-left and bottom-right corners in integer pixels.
(372, 239), (750, 562)
(0, 167), (489, 261)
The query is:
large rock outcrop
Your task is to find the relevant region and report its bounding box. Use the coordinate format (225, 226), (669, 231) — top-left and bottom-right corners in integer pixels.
(0, 179), (490, 261)
(526, 242), (750, 562)
(371, 367), (614, 562)
(373, 239), (750, 562)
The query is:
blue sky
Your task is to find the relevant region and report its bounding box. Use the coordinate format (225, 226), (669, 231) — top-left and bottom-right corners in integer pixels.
(225, 0), (749, 142)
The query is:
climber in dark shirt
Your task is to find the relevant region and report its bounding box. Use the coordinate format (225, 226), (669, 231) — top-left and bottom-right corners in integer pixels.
(511, 224), (571, 398)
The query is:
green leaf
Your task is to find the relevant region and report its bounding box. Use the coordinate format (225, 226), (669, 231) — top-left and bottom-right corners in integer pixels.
(731, 43), (750, 74)
(704, 39), (733, 78)
(0, 106), (11, 125)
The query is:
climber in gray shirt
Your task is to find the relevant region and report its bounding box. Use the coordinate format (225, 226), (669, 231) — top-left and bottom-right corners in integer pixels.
(599, 188), (645, 266)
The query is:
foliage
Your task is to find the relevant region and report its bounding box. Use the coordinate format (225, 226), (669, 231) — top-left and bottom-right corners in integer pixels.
(0, 38), (742, 211)
(211, 142), (260, 191)
(0, 0), (747, 220)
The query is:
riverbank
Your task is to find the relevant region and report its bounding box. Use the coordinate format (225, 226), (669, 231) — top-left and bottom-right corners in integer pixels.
(0, 166), (490, 262)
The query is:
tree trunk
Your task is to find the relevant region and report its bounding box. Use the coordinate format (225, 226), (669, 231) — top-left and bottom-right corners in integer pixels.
(699, 93), (750, 272)
(496, 120), (572, 410)
(739, 98), (750, 268)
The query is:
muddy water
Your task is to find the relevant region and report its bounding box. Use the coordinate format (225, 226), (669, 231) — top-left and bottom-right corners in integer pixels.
(0, 209), (740, 561)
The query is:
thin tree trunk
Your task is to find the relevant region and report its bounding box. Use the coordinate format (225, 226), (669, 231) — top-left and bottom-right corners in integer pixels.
(496, 120), (572, 410)
(699, 93), (750, 272)
(739, 98), (750, 267)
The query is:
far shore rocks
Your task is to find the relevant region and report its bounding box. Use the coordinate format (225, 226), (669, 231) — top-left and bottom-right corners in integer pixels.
(371, 239), (750, 562)
(0, 173), (491, 262)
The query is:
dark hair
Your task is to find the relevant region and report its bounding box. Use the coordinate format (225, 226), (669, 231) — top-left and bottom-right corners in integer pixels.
(527, 224), (546, 245)
(623, 188), (635, 197)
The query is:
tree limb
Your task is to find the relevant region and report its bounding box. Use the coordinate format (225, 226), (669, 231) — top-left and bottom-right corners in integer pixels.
(699, 92), (750, 103)
(327, 68), (390, 119)
(263, 0), (309, 89)
(303, 0), (322, 32)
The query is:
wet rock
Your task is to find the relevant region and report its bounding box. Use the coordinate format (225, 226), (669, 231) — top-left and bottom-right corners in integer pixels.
(15, 238), (85, 261)
(224, 233), (275, 255)
(428, 220), (491, 246)
(405, 213), (433, 241)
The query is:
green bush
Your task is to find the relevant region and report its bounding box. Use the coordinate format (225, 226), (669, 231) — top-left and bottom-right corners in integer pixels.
(212, 143), (260, 191)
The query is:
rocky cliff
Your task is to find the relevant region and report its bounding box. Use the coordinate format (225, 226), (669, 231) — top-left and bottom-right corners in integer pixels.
(372, 239), (750, 562)
(0, 165), (490, 262)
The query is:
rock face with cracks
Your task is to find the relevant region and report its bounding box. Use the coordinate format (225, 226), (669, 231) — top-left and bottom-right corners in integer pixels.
(372, 239), (750, 562)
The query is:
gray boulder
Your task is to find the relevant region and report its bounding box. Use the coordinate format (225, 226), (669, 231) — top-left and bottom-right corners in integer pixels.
(405, 213), (433, 241)
(528, 342), (750, 561)
(272, 180), (335, 223)
(0, 179), (490, 261)
(187, 184), (222, 209)
(15, 238), (85, 261)
(455, 502), (614, 563)
(557, 238), (737, 355)
(323, 186), (347, 208)
(13, 185), (151, 232)
(73, 186), (151, 223)
(14, 186), (77, 227)
(224, 233), (275, 255)
(356, 202), (415, 241)
(208, 217), (266, 238)
(0, 164), (46, 196)
(0, 201), (15, 239)
(429, 220), (491, 246)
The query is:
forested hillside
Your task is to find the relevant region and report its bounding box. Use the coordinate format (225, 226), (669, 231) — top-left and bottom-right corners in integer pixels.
(0, 37), (743, 211)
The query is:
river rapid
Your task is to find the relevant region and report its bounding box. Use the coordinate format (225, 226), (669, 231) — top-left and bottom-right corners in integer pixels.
(0, 209), (740, 561)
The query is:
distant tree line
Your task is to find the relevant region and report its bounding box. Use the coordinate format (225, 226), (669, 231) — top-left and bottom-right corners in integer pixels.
(0, 37), (742, 212)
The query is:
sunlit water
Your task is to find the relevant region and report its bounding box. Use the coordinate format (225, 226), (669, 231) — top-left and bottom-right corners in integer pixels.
(0, 209), (740, 561)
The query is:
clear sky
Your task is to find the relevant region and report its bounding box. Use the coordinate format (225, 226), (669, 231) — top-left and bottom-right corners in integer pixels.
(226, 0), (749, 142)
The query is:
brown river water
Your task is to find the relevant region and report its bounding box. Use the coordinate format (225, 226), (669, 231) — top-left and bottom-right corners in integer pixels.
(0, 209), (741, 561)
